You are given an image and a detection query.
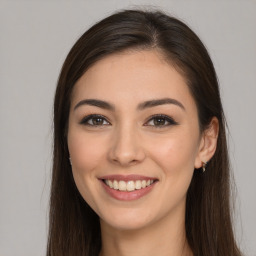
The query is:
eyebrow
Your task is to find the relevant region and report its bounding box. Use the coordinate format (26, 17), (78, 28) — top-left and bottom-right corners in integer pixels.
(137, 98), (185, 111)
(74, 99), (115, 111)
(74, 98), (185, 111)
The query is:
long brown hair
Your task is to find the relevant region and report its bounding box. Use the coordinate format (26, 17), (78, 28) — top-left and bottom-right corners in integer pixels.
(47, 9), (242, 256)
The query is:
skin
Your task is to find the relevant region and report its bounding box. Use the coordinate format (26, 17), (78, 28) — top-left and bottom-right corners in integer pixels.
(67, 50), (219, 256)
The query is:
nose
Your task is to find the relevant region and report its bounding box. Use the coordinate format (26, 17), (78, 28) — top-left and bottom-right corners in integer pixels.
(108, 123), (146, 167)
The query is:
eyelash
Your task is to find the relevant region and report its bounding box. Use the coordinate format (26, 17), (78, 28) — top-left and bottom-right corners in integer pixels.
(80, 114), (110, 126)
(144, 114), (178, 127)
(79, 114), (178, 128)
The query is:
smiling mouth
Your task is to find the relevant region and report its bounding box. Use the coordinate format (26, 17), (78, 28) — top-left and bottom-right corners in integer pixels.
(103, 179), (157, 192)
(99, 175), (158, 200)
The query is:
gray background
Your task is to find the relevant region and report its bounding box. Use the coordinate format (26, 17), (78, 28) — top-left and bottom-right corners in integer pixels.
(0, 1), (255, 255)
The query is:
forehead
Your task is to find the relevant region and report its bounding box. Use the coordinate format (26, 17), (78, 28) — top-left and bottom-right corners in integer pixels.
(71, 50), (196, 111)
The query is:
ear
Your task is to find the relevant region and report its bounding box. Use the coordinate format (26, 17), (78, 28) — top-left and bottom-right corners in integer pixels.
(194, 117), (219, 169)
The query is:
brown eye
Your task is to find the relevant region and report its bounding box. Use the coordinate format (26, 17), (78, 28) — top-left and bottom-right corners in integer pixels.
(145, 115), (178, 127)
(80, 114), (110, 126)
(91, 117), (104, 125)
(153, 117), (167, 126)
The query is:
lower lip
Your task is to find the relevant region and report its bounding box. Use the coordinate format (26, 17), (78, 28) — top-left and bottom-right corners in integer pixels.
(101, 180), (156, 201)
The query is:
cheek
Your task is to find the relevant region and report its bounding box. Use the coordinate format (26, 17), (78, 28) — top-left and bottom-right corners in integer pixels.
(68, 131), (108, 176)
(147, 131), (199, 176)
(67, 130), (109, 210)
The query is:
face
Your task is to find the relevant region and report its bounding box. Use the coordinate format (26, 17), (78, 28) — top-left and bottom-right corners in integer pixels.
(67, 50), (203, 231)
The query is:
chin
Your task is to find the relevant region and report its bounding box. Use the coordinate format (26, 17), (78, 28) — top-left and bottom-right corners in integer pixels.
(101, 216), (151, 231)
(98, 206), (158, 232)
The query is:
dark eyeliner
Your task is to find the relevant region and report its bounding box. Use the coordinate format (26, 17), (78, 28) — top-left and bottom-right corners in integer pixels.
(79, 114), (109, 126)
(145, 114), (179, 127)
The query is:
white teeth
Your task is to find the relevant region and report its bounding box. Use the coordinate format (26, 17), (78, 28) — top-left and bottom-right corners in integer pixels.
(113, 180), (118, 189)
(135, 180), (142, 189)
(104, 179), (154, 191)
(119, 181), (126, 191)
(108, 180), (113, 188)
(126, 181), (135, 191)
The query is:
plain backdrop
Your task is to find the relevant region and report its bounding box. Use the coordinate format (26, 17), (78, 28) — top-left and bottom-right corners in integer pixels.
(0, 1), (255, 256)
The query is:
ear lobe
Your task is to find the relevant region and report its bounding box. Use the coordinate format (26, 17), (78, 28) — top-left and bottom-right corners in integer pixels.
(194, 117), (219, 169)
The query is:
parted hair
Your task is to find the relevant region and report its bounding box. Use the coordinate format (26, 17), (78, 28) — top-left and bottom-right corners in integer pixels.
(47, 9), (243, 256)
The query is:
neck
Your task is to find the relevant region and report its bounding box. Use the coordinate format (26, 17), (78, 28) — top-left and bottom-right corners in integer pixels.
(99, 207), (193, 256)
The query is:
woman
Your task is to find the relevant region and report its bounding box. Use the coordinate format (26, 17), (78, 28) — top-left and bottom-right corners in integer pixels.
(47, 9), (243, 256)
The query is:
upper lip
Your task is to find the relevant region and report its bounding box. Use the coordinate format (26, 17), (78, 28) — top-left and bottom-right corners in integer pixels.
(98, 174), (158, 182)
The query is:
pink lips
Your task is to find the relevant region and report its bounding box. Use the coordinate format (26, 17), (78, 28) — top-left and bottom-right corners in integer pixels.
(99, 174), (158, 201)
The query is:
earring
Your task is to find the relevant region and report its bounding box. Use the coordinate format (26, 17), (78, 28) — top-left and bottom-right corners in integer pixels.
(69, 157), (72, 166)
(202, 161), (207, 172)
